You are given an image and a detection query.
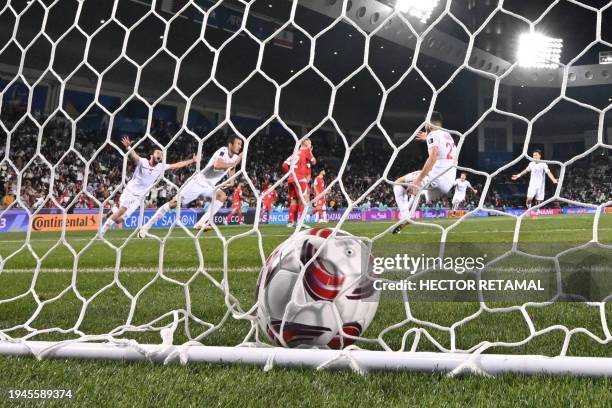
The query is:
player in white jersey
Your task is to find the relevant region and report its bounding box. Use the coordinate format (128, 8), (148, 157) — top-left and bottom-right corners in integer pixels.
(99, 137), (199, 236)
(512, 150), (558, 212)
(451, 173), (478, 212)
(139, 135), (243, 236)
(393, 111), (457, 234)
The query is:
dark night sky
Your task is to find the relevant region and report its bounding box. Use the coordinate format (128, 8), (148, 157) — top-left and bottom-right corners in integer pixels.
(1, 0), (611, 157)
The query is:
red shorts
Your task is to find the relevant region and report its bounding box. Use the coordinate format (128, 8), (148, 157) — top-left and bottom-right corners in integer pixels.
(288, 180), (309, 202)
(315, 198), (325, 207)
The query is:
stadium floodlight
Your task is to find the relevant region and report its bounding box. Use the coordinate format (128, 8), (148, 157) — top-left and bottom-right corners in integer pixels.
(395, 0), (440, 24)
(517, 32), (563, 69)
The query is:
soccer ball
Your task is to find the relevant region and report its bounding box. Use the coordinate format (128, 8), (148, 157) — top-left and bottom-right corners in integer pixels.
(256, 227), (380, 348)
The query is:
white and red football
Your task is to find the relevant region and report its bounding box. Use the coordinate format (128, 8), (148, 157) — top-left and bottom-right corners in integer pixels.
(256, 228), (380, 348)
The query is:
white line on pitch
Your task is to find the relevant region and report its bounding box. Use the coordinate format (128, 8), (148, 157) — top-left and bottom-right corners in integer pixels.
(3, 265), (611, 274)
(0, 234), (291, 243)
(1, 228), (610, 244)
(1, 266), (261, 273)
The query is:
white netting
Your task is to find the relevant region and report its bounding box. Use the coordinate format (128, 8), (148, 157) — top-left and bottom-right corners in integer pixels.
(0, 0), (611, 375)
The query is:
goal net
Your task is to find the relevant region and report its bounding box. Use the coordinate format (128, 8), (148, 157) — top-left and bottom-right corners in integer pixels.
(0, 0), (611, 376)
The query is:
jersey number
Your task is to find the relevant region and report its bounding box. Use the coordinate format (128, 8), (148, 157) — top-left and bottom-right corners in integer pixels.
(445, 142), (456, 160)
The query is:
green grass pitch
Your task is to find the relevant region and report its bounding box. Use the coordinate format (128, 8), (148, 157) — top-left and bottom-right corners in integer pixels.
(0, 214), (611, 406)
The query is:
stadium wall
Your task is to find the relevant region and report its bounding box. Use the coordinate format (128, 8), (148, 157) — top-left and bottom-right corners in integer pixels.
(1, 207), (610, 233)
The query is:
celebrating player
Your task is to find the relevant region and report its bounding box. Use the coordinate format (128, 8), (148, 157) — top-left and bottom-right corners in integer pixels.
(225, 182), (244, 225)
(139, 135), (243, 236)
(312, 169), (328, 223)
(260, 180), (277, 224)
(282, 138), (316, 228)
(511, 150), (558, 216)
(99, 137), (198, 237)
(451, 172), (478, 214)
(393, 111), (457, 234)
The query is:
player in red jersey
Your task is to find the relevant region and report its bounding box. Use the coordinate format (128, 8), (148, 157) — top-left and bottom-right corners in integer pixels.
(225, 182), (243, 225)
(312, 169), (328, 223)
(260, 180), (277, 224)
(282, 138), (316, 227)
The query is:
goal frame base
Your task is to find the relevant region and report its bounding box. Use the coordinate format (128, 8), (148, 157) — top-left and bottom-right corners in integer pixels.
(1, 341), (611, 377)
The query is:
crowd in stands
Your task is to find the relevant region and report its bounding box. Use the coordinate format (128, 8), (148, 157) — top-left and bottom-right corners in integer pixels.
(562, 161), (610, 205)
(1, 113), (610, 212)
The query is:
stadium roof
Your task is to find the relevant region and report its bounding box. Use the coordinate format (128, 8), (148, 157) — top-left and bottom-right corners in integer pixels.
(0, 0), (610, 136)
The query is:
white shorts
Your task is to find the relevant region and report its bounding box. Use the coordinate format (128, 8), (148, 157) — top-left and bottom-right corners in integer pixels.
(119, 190), (143, 219)
(452, 193), (466, 205)
(527, 184), (545, 201)
(404, 168), (456, 203)
(179, 179), (215, 206)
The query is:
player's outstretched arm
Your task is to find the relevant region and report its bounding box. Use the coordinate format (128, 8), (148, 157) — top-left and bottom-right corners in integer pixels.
(168, 154), (199, 170)
(220, 179), (235, 189)
(121, 136), (140, 162)
(511, 167), (529, 181)
(214, 152), (243, 170)
(546, 170), (558, 184)
(309, 145), (316, 165)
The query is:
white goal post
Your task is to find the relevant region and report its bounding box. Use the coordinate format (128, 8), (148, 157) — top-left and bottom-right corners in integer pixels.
(1, 341), (612, 377)
(1, 0), (611, 377)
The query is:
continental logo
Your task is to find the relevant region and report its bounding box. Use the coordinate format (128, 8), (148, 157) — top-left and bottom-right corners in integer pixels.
(32, 214), (100, 232)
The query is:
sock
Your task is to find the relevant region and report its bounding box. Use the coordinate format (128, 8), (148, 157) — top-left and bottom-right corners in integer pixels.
(395, 186), (417, 220)
(406, 194), (416, 219)
(144, 202), (171, 229)
(394, 185), (410, 219)
(198, 199), (223, 225)
(289, 201), (298, 223)
(101, 218), (115, 234)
